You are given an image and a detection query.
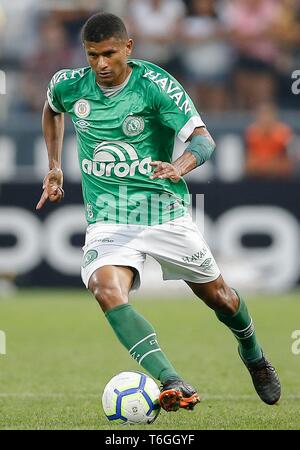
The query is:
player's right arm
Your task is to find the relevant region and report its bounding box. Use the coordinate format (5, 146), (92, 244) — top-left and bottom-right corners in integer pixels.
(36, 69), (69, 210)
(36, 101), (65, 209)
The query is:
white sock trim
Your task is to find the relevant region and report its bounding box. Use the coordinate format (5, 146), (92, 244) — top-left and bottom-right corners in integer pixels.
(129, 333), (156, 354)
(139, 348), (162, 365)
(229, 318), (253, 334)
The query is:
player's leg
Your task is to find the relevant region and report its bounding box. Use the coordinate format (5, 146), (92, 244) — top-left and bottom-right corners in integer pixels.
(88, 265), (133, 312)
(145, 215), (280, 406)
(83, 222), (200, 412)
(88, 265), (194, 406)
(186, 275), (261, 361)
(186, 275), (281, 405)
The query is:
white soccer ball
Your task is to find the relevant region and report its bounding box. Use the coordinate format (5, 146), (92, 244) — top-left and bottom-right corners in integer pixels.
(102, 371), (161, 425)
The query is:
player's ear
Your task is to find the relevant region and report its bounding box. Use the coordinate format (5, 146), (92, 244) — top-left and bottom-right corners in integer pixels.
(126, 39), (133, 57)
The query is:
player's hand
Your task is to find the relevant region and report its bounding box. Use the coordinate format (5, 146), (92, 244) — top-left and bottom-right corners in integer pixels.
(36, 167), (64, 210)
(149, 161), (181, 183)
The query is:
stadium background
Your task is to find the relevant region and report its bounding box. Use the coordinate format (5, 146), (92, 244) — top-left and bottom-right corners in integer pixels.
(0, 0), (300, 430)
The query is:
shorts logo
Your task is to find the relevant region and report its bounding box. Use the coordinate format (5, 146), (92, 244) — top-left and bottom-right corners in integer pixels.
(74, 99), (90, 118)
(200, 258), (213, 272)
(182, 248), (207, 263)
(82, 249), (98, 268)
(122, 116), (145, 136)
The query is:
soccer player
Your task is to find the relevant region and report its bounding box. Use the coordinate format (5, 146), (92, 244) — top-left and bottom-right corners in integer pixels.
(36, 13), (281, 412)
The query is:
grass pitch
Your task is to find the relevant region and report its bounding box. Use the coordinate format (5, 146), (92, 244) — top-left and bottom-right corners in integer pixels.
(0, 289), (300, 430)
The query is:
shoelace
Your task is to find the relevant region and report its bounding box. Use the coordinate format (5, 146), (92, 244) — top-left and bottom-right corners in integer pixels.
(249, 360), (275, 383)
(161, 381), (196, 396)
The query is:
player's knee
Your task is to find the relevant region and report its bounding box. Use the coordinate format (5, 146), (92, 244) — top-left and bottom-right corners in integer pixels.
(90, 283), (128, 311)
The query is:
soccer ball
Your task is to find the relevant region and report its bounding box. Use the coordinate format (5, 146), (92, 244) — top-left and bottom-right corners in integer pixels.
(102, 371), (161, 425)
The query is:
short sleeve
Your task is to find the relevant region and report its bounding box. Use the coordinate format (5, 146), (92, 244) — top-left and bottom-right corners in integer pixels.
(46, 71), (66, 113)
(152, 72), (205, 142)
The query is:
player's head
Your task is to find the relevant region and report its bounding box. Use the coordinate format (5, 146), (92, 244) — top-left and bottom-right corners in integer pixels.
(82, 12), (129, 43)
(82, 13), (133, 86)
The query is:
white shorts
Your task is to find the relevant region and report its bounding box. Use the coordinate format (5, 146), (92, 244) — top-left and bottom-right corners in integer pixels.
(81, 215), (220, 290)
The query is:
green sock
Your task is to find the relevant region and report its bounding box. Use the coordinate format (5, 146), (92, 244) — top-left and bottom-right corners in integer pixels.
(215, 290), (262, 363)
(105, 304), (181, 383)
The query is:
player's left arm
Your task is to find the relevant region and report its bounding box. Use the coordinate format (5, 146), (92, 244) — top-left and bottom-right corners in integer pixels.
(150, 126), (216, 182)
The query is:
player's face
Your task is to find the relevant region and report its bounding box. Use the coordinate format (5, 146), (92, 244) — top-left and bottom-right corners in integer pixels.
(84, 37), (133, 86)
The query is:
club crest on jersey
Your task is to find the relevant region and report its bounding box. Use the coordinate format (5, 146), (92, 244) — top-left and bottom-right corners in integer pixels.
(74, 99), (90, 118)
(122, 116), (145, 137)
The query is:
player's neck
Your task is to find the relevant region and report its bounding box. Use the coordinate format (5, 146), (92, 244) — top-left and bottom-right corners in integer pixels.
(97, 67), (133, 97)
(97, 65), (132, 88)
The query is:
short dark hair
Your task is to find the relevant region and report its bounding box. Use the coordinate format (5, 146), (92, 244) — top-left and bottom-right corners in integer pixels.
(81, 12), (128, 43)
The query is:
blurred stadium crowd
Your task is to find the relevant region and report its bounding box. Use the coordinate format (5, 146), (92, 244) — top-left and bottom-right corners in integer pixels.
(1, 1), (300, 292)
(0, 0), (300, 178)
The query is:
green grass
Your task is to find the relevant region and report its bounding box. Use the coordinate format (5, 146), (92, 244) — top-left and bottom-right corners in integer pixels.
(0, 289), (300, 430)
